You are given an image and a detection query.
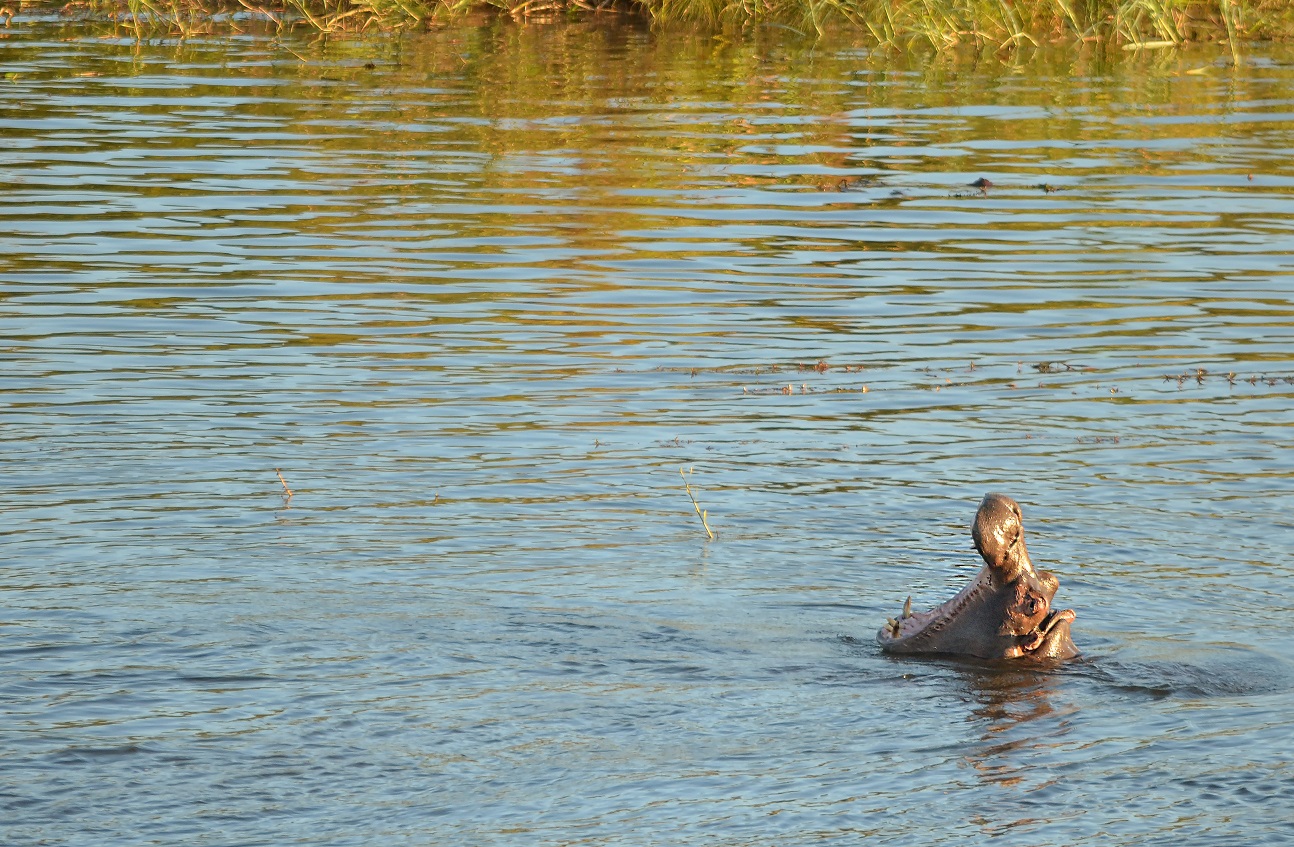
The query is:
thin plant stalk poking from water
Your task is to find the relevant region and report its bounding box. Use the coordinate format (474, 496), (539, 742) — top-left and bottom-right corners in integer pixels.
(275, 468), (294, 501)
(1220, 0), (1243, 64)
(681, 466), (715, 542)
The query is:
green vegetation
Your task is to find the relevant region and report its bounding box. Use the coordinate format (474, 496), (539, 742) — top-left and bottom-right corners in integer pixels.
(23, 0), (1294, 47)
(646, 0), (1291, 47)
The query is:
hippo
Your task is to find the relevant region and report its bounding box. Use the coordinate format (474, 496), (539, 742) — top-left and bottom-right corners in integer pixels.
(877, 493), (1079, 661)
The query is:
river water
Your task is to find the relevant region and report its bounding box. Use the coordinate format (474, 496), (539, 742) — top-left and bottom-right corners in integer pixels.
(3, 15), (1293, 845)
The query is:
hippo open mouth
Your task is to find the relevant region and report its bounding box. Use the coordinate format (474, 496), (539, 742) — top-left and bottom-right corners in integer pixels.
(877, 493), (1079, 661)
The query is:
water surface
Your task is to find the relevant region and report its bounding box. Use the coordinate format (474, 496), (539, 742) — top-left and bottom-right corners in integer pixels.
(2, 18), (1293, 846)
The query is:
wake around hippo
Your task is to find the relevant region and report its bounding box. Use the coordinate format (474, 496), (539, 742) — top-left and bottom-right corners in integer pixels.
(877, 493), (1079, 661)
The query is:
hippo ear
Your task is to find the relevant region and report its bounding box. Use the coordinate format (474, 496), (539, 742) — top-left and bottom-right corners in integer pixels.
(972, 493), (1036, 584)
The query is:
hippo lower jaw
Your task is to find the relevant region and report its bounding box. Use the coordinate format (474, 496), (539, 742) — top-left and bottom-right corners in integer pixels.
(877, 494), (1080, 662)
(1019, 608), (1077, 659)
(878, 566), (1079, 661)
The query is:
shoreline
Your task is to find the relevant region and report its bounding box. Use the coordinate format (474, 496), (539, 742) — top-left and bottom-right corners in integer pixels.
(9, 0), (1294, 46)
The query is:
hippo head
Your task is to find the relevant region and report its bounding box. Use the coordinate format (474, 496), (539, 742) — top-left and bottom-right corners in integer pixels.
(876, 493), (1079, 661)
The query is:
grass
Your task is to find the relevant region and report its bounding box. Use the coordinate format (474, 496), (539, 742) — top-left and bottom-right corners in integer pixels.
(23, 0), (1294, 47)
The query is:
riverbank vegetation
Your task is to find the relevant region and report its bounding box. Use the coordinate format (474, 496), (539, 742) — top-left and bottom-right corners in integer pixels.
(26, 0), (1294, 48)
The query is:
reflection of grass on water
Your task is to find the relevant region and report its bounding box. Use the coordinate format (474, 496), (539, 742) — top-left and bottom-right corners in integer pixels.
(43, 0), (1294, 48)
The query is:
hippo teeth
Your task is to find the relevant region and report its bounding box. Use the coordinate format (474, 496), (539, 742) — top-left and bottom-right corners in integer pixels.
(879, 571), (996, 645)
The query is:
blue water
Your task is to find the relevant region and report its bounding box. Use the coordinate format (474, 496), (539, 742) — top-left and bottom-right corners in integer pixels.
(2, 18), (1293, 845)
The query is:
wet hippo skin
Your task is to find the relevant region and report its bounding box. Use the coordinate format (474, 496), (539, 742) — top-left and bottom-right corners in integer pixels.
(878, 493), (1079, 661)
